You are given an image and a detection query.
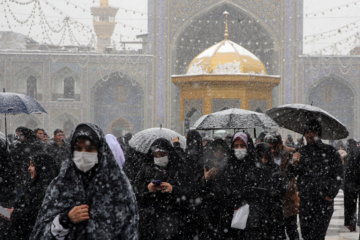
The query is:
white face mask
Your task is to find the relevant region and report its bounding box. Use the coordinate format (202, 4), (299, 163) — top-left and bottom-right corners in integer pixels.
(73, 151), (98, 172)
(234, 149), (247, 160)
(154, 156), (169, 167)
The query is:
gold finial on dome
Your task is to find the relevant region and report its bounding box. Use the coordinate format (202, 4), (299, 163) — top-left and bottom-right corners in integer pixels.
(223, 11), (229, 40)
(100, 0), (109, 7)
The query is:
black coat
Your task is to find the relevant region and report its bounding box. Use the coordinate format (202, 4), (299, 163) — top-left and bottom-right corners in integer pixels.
(9, 139), (45, 193)
(265, 161), (287, 239)
(215, 132), (271, 239)
(46, 140), (69, 173)
(134, 138), (190, 240)
(195, 139), (230, 240)
(286, 141), (343, 201)
(123, 146), (146, 185)
(0, 139), (13, 206)
(5, 152), (56, 240)
(344, 148), (360, 227)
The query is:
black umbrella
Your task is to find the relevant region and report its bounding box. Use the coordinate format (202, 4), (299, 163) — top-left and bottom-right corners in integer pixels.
(266, 104), (349, 140)
(0, 90), (47, 147)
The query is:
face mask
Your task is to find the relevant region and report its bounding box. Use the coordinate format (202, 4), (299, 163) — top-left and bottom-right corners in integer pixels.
(234, 149), (247, 160)
(154, 156), (169, 167)
(73, 151), (98, 172)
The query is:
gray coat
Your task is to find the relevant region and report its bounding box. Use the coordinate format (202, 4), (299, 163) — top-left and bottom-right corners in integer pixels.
(30, 123), (139, 240)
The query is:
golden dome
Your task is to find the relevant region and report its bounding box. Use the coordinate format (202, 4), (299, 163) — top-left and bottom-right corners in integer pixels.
(186, 39), (267, 75)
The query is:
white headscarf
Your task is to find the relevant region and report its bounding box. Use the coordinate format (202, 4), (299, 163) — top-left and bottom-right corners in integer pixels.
(105, 134), (126, 169)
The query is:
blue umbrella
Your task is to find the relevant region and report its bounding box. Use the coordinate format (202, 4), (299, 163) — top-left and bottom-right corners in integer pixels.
(0, 92), (47, 114)
(0, 91), (47, 148)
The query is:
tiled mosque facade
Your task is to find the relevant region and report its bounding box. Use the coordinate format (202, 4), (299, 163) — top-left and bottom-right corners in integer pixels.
(1, 0), (359, 139)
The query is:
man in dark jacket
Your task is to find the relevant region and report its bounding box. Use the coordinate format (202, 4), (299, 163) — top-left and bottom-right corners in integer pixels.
(343, 141), (360, 238)
(46, 129), (68, 172)
(286, 119), (343, 240)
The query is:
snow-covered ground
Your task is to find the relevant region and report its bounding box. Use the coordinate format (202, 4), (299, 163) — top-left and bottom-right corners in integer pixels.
(325, 190), (359, 240)
(286, 190), (359, 240)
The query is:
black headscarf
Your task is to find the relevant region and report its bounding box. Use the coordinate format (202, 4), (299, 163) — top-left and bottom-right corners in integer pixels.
(203, 138), (230, 169)
(6, 152), (55, 240)
(347, 139), (358, 156)
(185, 130), (203, 167)
(30, 123), (138, 240)
(30, 152), (56, 187)
(254, 143), (272, 166)
(147, 138), (183, 169)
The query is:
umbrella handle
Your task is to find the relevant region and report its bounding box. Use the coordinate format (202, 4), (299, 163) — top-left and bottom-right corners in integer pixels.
(4, 113), (7, 150)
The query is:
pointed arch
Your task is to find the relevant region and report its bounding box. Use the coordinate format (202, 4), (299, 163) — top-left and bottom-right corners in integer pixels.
(185, 107), (202, 130)
(110, 117), (132, 137)
(307, 74), (358, 138)
(170, 1), (280, 75)
(13, 115), (42, 130)
(13, 67), (42, 100)
(51, 67), (80, 101)
(51, 113), (79, 137)
(91, 71), (144, 134)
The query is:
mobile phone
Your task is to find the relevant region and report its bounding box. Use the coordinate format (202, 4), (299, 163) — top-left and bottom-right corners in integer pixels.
(0, 206), (11, 219)
(151, 180), (162, 186)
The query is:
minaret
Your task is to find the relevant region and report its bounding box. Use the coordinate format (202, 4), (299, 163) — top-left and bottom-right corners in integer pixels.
(91, 0), (118, 52)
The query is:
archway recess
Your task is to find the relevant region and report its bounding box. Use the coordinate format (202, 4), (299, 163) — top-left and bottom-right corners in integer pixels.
(92, 72), (144, 134)
(308, 76), (355, 138)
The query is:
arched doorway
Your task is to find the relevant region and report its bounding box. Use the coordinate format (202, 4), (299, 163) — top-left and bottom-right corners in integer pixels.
(92, 72), (144, 134)
(185, 107), (202, 130)
(308, 76), (355, 138)
(52, 113), (78, 138)
(13, 115), (41, 131)
(110, 118), (132, 137)
(171, 2), (279, 75)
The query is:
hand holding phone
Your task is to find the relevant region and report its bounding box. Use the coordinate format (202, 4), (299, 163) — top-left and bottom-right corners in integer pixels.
(148, 180), (162, 192)
(151, 180), (162, 186)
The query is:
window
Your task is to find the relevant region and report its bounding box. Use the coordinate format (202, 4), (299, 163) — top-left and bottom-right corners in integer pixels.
(64, 77), (75, 99)
(116, 86), (127, 102)
(27, 76), (37, 99)
(323, 86), (333, 103)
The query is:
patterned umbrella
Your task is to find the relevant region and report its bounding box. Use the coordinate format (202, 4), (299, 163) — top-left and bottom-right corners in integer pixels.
(266, 104), (349, 140)
(129, 127), (186, 154)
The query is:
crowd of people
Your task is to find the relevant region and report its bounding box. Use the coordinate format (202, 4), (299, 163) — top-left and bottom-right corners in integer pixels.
(0, 119), (358, 240)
